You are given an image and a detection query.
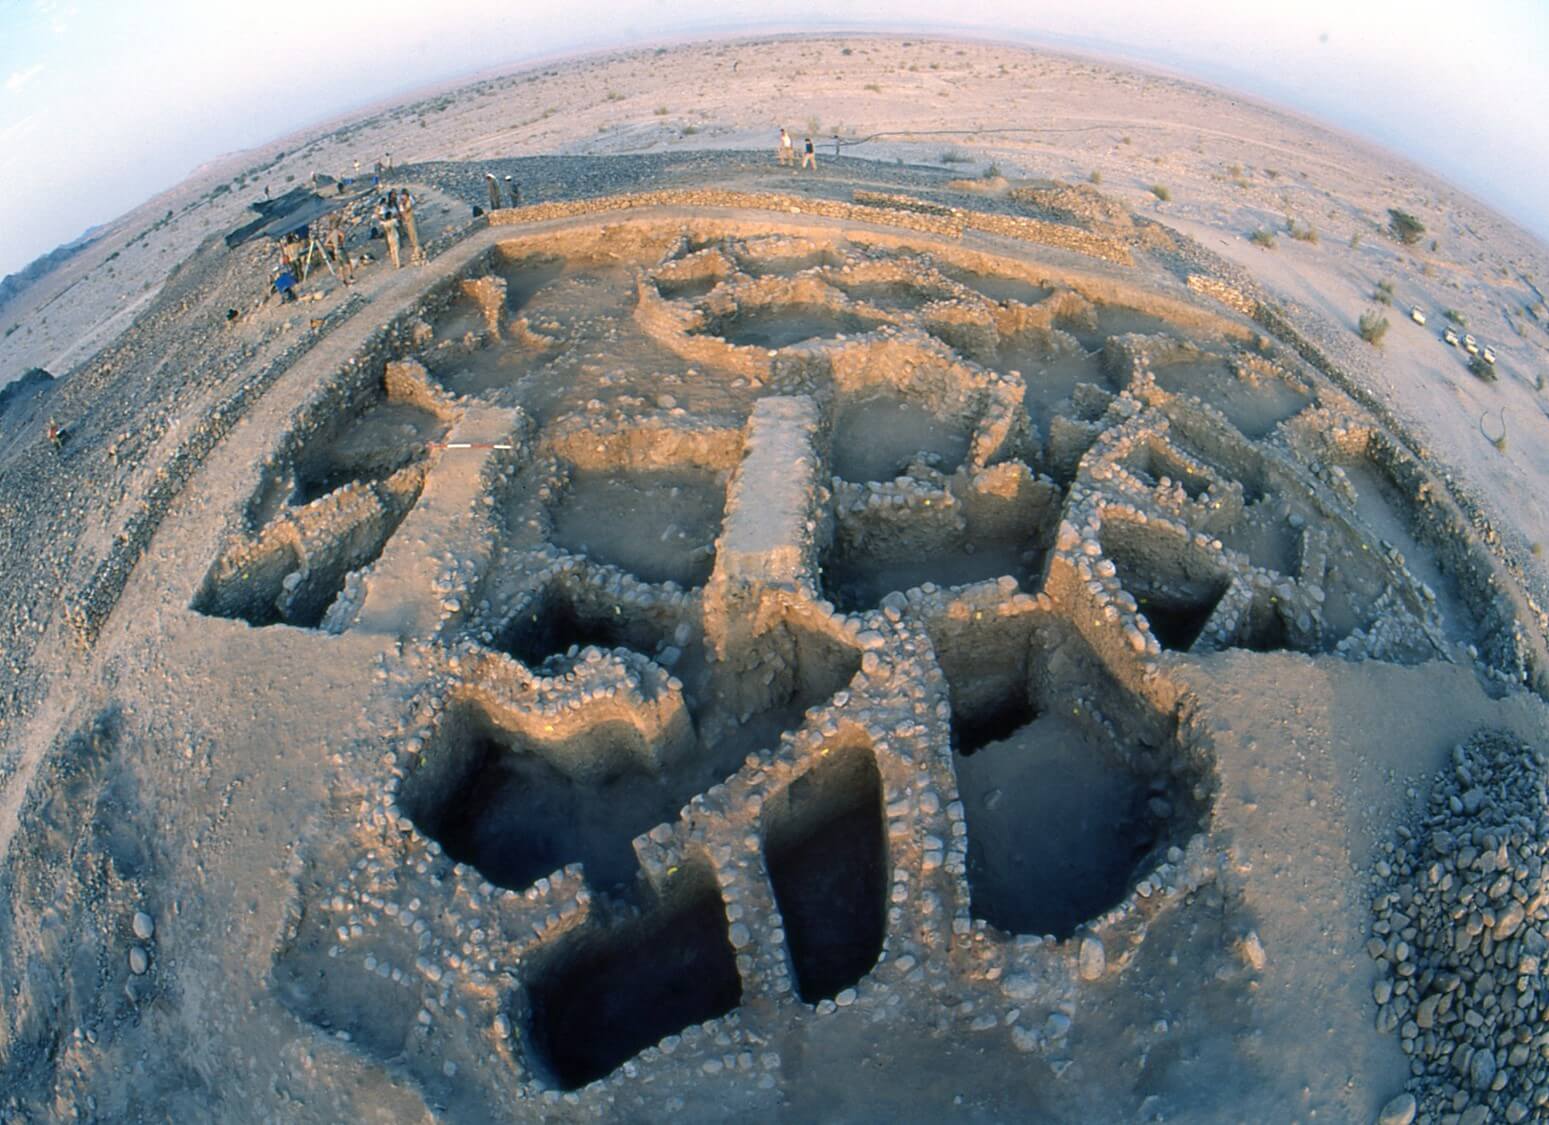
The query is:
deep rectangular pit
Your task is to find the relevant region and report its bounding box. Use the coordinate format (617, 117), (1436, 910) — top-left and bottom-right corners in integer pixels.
(762, 742), (887, 1003)
(1102, 521), (1229, 653)
(524, 865), (742, 1090)
(926, 613), (1037, 754)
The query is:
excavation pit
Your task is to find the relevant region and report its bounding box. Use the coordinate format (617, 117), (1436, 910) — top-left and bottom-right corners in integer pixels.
(400, 700), (686, 894)
(1340, 457), (1472, 643)
(700, 305), (884, 350)
(1150, 359), (1310, 439)
(762, 741), (888, 1003)
(494, 253), (567, 312)
(494, 585), (672, 670)
(1001, 340), (1109, 437)
(1218, 502), (1302, 576)
(1103, 522), (1230, 652)
(547, 468), (725, 588)
(654, 273), (721, 301)
(1123, 440), (1215, 501)
(524, 865), (742, 1090)
(830, 391), (970, 483)
(823, 541), (1039, 614)
(954, 710), (1174, 939)
(923, 607), (1038, 754)
(945, 269), (1053, 306)
(1063, 306), (1183, 350)
(291, 398), (446, 507)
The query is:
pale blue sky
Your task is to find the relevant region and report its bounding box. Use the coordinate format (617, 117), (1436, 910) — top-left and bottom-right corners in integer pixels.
(1, 0), (1546, 277)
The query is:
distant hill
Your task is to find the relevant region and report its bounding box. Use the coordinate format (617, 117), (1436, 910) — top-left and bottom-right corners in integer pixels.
(0, 227), (105, 317)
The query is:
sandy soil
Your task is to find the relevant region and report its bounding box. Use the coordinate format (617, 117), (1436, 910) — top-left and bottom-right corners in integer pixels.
(3, 32), (1549, 1125)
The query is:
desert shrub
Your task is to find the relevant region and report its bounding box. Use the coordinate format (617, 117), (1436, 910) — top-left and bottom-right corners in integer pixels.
(1445, 308), (1468, 327)
(1350, 232), (1363, 248)
(1288, 221), (1318, 243)
(1150, 184), (1171, 201)
(863, 83), (881, 92)
(1468, 355), (1497, 382)
(1089, 170), (1102, 185)
(1374, 280), (1395, 304)
(1249, 228), (1277, 249)
(841, 47), (853, 55)
(605, 90), (624, 102)
(1388, 209), (1425, 245)
(940, 149), (972, 164)
(982, 164), (1001, 179)
(653, 106), (668, 115)
(681, 124), (699, 136)
(1358, 311), (1390, 345)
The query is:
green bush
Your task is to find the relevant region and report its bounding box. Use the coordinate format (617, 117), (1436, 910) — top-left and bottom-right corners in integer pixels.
(1374, 280), (1394, 304)
(1088, 170), (1102, 185)
(1358, 311), (1390, 345)
(1445, 308), (1468, 327)
(1249, 228), (1277, 249)
(1149, 184), (1171, 202)
(1388, 208), (1425, 245)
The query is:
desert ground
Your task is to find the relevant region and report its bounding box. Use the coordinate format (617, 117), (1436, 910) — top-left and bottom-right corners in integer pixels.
(3, 32), (1549, 1124)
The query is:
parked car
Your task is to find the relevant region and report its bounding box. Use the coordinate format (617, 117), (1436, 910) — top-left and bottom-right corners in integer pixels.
(1464, 334), (1479, 356)
(1410, 306), (1427, 325)
(1443, 326), (1460, 346)
(1481, 346), (1497, 366)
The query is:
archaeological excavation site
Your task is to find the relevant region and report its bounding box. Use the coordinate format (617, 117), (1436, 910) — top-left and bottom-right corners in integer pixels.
(7, 77), (1549, 1120)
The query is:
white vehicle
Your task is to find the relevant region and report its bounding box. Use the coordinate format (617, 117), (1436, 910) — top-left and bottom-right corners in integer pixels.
(1410, 306), (1427, 325)
(1464, 334), (1479, 356)
(1481, 346), (1496, 366)
(1443, 326), (1460, 346)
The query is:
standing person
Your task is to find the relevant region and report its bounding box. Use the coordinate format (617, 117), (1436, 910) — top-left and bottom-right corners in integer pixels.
(801, 136), (816, 171)
(378, 194), (401, 270)
(353, 158), (361, 182)
(324, 212), (354, 284)
(778, 128), (794, 166)
(504, 175), (519, 207)
(396, 188), (423, 264)
(486, 172), (502, 211)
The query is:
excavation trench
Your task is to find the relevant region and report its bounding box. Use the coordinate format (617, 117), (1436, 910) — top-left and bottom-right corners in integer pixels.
(524, 863), (742, 1090)
(954, 711), (1172, 939)
(762, 741), (888, 1002)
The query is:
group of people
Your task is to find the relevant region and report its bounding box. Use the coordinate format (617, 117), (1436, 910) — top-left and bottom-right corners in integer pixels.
(375, 187), (423, 270)
(485, 172), (520, 210)
(777, 128), (818, 170)
(269, 181), (423, 304)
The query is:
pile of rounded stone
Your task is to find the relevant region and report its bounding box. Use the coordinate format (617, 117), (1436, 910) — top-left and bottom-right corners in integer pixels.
(1370, 731), (1549, 1124)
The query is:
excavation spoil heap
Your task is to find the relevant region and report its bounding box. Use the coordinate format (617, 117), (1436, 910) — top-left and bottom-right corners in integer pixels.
(1371, 732), (1549, 1123)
